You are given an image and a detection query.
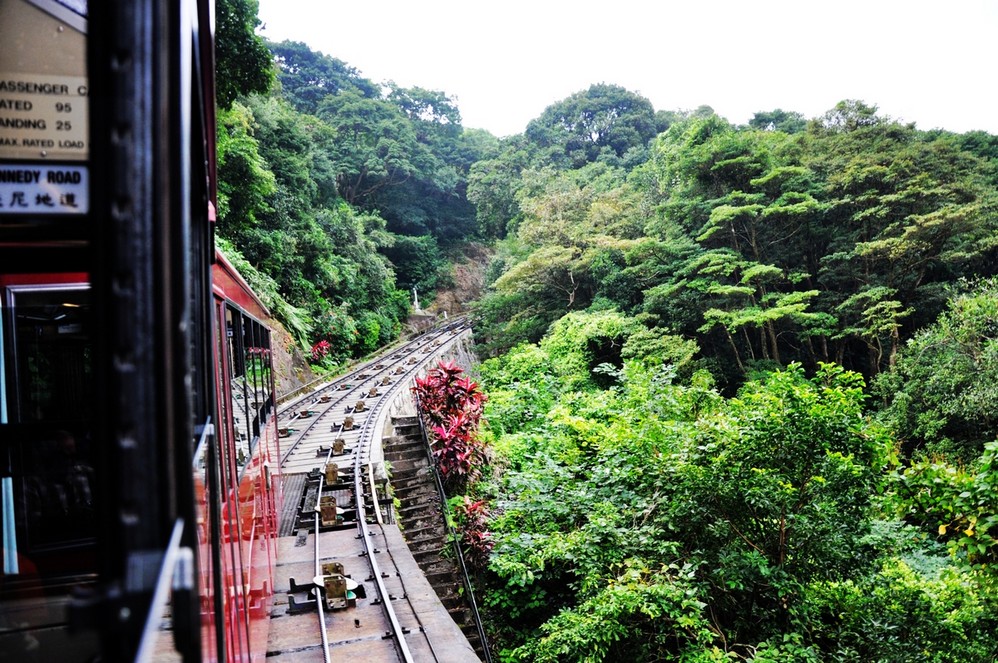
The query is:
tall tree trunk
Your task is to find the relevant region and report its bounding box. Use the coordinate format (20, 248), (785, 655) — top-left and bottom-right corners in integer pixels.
(742, 328), (757, 361)
(726, 328), (745, 373)
(766, 322), (781, 364)
(887, 325), (901, 368)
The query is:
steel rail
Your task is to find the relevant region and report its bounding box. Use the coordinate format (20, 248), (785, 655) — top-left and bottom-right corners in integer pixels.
(276, 319), (472, 662)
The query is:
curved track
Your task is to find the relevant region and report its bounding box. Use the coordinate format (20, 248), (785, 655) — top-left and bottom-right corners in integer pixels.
(265, 320), (477, 662)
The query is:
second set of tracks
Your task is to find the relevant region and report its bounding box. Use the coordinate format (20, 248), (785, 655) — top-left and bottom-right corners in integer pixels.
(265, 319), (478, 663)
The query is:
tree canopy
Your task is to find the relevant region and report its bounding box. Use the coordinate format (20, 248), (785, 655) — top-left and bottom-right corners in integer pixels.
(215, 0), (274, 108)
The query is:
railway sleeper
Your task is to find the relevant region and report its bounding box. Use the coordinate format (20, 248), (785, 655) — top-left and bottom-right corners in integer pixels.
(305, 467), (356, 486)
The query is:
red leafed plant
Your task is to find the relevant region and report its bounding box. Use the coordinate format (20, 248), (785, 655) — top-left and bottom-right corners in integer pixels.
(452, 496), (493, 571)
(412, 360), (487, 492)
(310, 339), (331, 362)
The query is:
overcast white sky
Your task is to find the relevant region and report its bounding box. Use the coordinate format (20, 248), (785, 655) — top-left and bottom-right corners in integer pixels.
(254, 0), (997, 138)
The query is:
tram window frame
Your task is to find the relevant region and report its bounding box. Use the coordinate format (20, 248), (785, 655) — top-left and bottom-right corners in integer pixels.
(216, 305), (233, 494)
(1, 280), (97, 584)
(223, 306), (252, 470)
(243, 318), (261, 441)
(2, 283), (92, 425)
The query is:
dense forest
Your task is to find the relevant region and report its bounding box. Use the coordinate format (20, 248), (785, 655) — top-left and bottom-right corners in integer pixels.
(217, 1), (998, 660)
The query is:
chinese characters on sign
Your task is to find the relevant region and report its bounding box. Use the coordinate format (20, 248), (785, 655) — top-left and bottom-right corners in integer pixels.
(0, 165), (88, 214)
(0, 73), (88, 216)
(0, 0), (90, 219)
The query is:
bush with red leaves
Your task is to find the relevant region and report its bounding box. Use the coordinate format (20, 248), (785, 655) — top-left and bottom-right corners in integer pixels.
(452, 496), (493, 572)
(412, 360), (487, 492)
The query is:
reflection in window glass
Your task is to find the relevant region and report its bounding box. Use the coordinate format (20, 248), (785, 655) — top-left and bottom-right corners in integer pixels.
(225, 308), (250, 468)
(9, 287), (91, 423)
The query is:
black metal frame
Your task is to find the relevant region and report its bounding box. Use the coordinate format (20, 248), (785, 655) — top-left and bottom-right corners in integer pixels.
(81, 1), (212, 659)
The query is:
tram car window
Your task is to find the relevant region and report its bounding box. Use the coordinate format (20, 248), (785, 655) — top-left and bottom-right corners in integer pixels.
(5, 285), (91, 423)
(1, 279), (98, 658)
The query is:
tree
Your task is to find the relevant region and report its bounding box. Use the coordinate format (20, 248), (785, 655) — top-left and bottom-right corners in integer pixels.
(874, 277), (998, 460)
(467, 152), (526, 239)
(215, 0), (274, 108)
(481, 341), (895, 659)
(386, 84), (462, 138)
(810, 116), (998, 374)
(637, 108), (997, 380)
(811, 99), (887, 133)
(268, 39), (378, 114)
(525, 83), (658, 169)
(316, 90), (427, 205)
(378, 233), (445, 294)
(215, 102), (277, 251)
(749, 108), (807, 134)
(492, 245), (592, 312)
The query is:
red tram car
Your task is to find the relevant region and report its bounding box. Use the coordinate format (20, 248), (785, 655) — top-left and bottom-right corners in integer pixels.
(1, 0), (282, 660)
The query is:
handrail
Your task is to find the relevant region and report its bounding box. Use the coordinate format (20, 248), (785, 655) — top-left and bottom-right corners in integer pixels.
(135, 518), (190, 663)
(413, 395), (493, 663)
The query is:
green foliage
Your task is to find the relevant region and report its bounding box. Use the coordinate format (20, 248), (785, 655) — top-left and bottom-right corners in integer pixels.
(513, 561), (715, 662)
(215, 0), (274, 108)
(890, 442), (998, 567)
(626, 107), (998, 381)
(525, 83), (658, 170)
(268, 39), (378, 115)
(467, 150), (526, 239)
(479, 318), (913, 659)
(378, 233), (447, 295)
(215, 91), (410, 361)
(812, 99), (888, 133)
(215, 102), (277, 241)
(874, 277), (998, 459)
(748, 109), (807, 134)
(801, 558), (997, 662)
(313, 81), (483, 244)
(539, 310), (638, 389)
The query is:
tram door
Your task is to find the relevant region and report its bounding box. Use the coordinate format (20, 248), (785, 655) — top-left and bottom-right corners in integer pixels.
(213, 301), (251, 661)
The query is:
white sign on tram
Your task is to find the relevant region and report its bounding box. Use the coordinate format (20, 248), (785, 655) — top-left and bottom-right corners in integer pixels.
(0, 73), (89, 161)
(0, 0), (89, 216)
(0, 163), (88, 214)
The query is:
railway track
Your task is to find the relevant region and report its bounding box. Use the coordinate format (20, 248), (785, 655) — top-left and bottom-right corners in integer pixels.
(265, 320), (480, 662)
